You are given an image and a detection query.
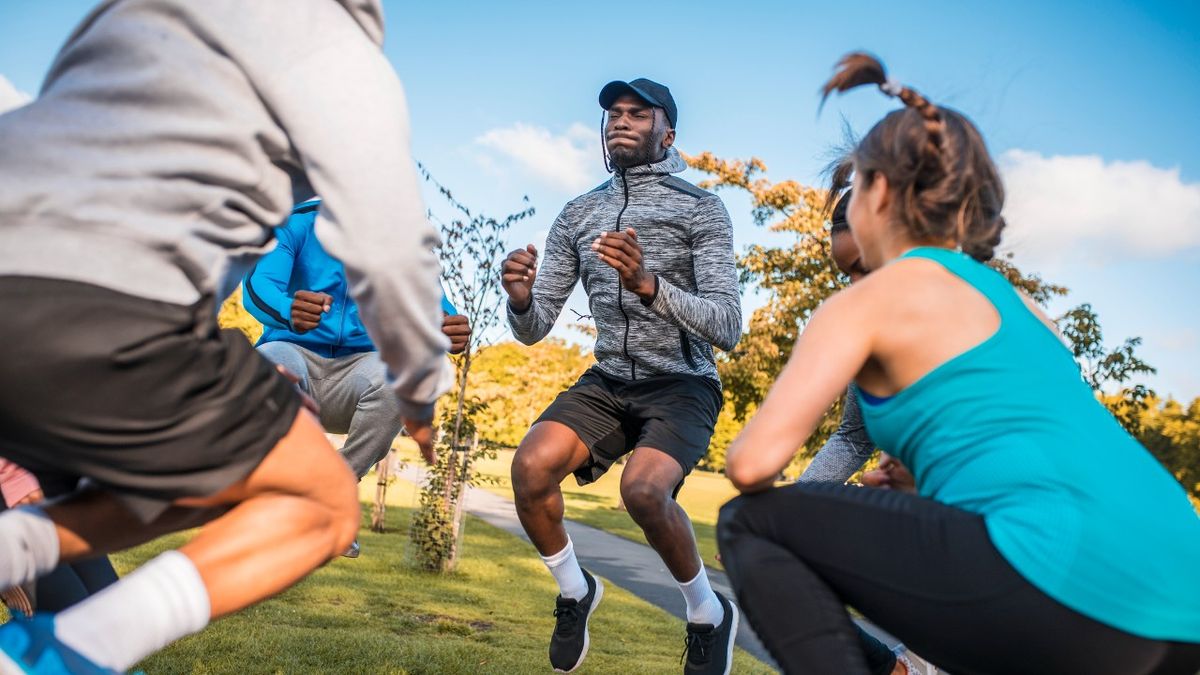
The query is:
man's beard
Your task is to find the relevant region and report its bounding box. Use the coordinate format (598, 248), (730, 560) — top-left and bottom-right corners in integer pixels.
(608, 134), (662, 169)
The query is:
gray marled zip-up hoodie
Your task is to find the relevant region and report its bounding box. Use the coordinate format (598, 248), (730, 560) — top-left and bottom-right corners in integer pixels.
(508, 147), (741, 383)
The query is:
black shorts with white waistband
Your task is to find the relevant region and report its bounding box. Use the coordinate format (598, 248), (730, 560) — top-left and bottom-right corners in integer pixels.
(0, 276), (301, 523)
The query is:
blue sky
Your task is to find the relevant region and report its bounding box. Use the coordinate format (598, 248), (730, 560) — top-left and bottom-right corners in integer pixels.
(2, 0), (1198, 399)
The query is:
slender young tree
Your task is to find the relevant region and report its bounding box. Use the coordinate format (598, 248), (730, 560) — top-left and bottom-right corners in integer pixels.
(407, 165), (535, 571)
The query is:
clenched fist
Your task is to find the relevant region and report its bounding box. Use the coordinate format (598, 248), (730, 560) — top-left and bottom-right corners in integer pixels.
(501, 244), (538, 312)
(592, 228), (656, 301)
(442, 314), (471, 355)
(290, 290), (332, 333)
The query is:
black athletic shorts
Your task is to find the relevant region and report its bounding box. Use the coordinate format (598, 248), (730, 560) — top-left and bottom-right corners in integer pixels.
(536, 366), (723, 494)
(0, 276), (300, 523)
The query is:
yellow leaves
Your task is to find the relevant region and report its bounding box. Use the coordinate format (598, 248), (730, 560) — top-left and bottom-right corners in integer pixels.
(217, 287), (263, 344)
(681, 151), (767, 194)
(757, 180), (804, 211)
(683, 150), (829, 237)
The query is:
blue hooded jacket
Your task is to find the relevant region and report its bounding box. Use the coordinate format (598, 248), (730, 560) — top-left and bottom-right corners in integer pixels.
(245, 199), (457, 358)
(243, 199), (375, 357)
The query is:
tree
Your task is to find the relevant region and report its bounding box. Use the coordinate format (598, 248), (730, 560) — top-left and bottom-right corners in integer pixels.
(1127, 395), (1200, 501)
(1058, 303), (1157, 433)
(407, 167), (536, 572)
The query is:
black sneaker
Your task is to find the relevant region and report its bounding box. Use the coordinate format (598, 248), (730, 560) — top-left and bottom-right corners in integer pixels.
(549, 568), (604, 673)
(682, 591), (739, 675)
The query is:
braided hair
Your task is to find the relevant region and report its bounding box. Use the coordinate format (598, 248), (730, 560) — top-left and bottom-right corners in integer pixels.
(821, 53), (1005, 261)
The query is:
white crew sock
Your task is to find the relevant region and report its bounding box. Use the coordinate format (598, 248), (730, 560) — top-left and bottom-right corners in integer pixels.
(540, 537), (588, 601)
(0, 506), (60, 590)
(678, 566), (725, 626)
(55, 550), (211, 672)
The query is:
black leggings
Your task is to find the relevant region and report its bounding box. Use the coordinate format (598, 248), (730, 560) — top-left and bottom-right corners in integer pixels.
(35, 473), (118, 611)
(716, 483), (1200, 675)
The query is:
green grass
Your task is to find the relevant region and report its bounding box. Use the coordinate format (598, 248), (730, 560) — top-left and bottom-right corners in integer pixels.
(8, 476), (769, 674)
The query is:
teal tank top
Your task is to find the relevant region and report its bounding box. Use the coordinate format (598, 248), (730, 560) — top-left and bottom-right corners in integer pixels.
(858, 247), (1200, 642)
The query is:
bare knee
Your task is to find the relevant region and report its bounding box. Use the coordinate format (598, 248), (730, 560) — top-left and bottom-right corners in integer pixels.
(621, 481), (671, 525)
(511, 447), (556, 504)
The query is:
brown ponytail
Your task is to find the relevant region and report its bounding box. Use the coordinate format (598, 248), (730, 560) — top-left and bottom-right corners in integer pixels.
(821, 52), (1005, 261)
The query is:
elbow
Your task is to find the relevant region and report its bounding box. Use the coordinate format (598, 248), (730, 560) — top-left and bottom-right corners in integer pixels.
(716, 332), (740, 352)
(726, 463), (754, 492)
(727, 464), (769, 494)
(514, 332), (540, 346)
(507, 319), (543, 346)
(725, 436), (782, 493)
(715, 322), (742, 352)
(716, 305), (742, 351)
(725, 456), (770, 493)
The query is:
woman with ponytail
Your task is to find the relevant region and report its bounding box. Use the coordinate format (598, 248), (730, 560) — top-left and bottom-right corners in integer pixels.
(716, 53), (1200, 674)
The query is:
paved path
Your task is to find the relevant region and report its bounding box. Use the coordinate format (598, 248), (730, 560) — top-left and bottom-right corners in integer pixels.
(397, 466), (905, 671)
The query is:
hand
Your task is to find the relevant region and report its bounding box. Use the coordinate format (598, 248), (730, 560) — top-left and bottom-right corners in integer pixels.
(403, 417), (437, 465)
(275, 364), (320, 416)
(592, 228), (655, 300)
(501, 244), (538, 311)
(860, 453), (917, 494)
(0, 585), (33, 618)
(290, 290), (332, 333)
(441, 314), (472, 355)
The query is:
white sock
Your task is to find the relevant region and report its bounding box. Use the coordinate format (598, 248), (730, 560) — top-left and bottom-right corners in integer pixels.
(678, 567), (724, 626)
(540, 537), (588, 601)
(56, 550), (211, 671)
(0, 506), (60, 590)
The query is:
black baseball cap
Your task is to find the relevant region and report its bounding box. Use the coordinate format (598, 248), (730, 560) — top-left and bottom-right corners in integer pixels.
(599, 78), (677, 129)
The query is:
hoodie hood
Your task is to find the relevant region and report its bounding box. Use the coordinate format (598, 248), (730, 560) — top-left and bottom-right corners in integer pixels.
(335, 0), (385, 46)
(614, 146), (688, 188)
(624, 146), (687, 176)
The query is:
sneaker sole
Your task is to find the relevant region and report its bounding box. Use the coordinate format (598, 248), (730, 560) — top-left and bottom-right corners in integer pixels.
(553, 577), (604, 674)
(721, 601), (739, 675)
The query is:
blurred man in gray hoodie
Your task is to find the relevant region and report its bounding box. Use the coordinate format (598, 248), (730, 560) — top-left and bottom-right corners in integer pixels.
(0, 1), (452, 672)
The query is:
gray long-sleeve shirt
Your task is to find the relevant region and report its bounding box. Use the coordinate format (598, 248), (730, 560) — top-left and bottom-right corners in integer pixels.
(797, 384), (878, 484)
(0, 0), (452, 418)
(507, 148), (741, 383)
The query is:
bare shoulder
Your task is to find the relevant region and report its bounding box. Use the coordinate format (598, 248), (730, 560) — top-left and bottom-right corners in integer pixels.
(850, 256), (999, 336)
(847, 257), (943, 309)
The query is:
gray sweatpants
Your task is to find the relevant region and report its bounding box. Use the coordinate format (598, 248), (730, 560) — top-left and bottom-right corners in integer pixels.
(257, 341), (402, 480)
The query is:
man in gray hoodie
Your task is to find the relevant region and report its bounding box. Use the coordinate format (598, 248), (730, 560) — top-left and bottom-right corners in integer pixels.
(503, 79), (742, 675)
(0, 1), (451, 672)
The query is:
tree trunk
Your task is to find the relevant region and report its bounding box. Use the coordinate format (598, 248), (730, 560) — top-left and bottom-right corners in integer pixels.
(371, 452), (392, 533)
(441, 353), (471, 506)
(447, 431), (477, 568)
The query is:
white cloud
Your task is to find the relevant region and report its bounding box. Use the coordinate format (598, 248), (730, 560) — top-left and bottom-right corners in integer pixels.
(1000, 150), (1200, 263)
(0, 74), (32, 115)
(475, 122), (602, 193)
(1159, 328), (1198, 352)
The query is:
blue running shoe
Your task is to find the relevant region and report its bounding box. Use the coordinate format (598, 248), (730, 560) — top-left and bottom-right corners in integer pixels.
(0, 614), (117, 675)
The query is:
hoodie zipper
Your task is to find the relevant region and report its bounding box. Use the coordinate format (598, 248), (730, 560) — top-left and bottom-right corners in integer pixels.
(614, 170), (636, 380)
